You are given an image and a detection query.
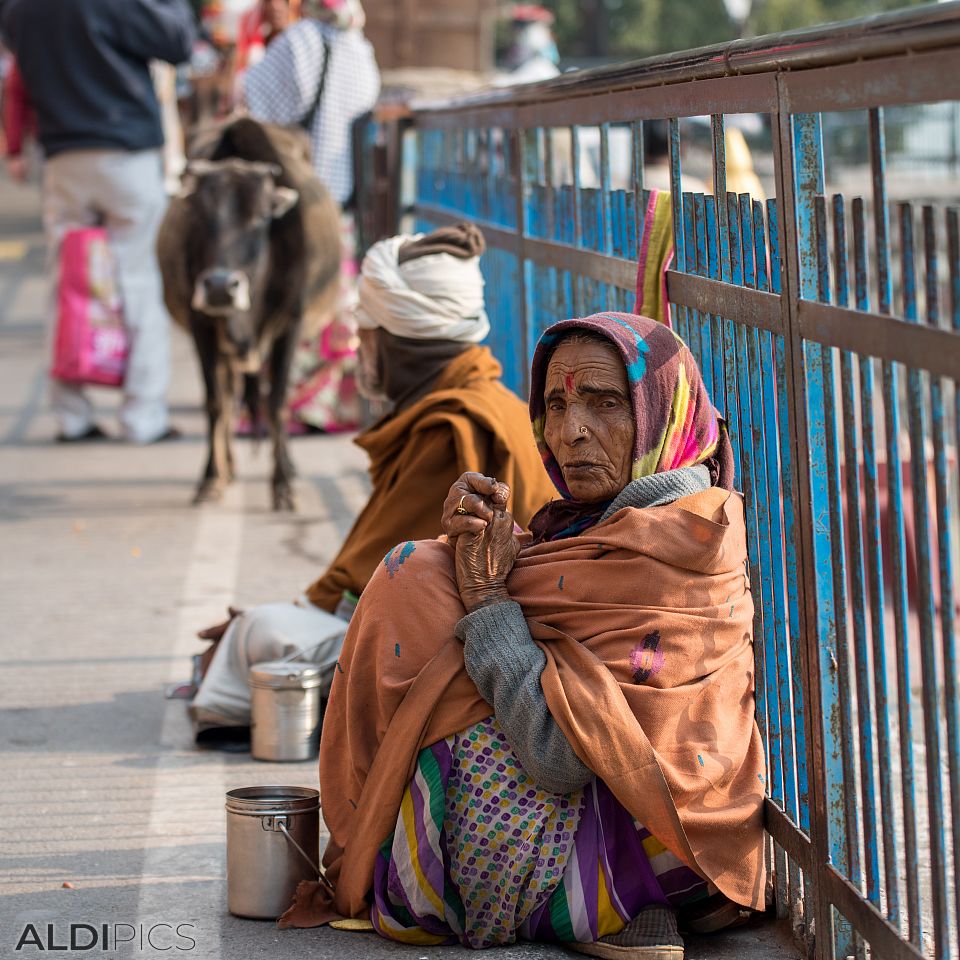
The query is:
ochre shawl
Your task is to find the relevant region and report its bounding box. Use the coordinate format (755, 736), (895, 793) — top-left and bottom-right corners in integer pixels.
(305, 345), (556, 611)
(282, 487), (767, 927)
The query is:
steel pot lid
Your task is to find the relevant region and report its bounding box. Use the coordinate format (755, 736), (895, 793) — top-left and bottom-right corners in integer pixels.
(249, 659), (324, 689)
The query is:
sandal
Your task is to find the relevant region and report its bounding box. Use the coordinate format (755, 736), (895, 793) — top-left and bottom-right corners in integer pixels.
(678, 893), (748, 934)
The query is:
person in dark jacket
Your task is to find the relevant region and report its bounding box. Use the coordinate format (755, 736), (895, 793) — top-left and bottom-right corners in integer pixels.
(0, 0), (196, 443)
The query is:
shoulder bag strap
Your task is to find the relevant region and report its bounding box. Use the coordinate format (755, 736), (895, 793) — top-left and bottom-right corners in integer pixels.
(300, 31), (332, 132)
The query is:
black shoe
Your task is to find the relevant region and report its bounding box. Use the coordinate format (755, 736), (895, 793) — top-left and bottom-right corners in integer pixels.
(56, 424), (110, 443)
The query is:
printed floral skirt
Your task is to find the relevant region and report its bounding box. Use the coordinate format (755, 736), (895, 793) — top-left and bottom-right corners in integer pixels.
(371, 716), (711, 948)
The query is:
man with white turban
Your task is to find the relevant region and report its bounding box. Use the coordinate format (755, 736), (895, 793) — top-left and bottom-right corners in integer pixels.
(189, 223), (556, 742)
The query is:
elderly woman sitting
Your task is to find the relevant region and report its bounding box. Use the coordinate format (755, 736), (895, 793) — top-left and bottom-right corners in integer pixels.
(283, 313), (767, 959)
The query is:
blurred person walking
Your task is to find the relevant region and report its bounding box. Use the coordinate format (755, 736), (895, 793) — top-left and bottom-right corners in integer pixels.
(242, 0), (377, 208)
(0, 0), (196, 443)
(493, 5), (560, 87)
(235, 0), (300, 77)
(241, 0), (379, 433)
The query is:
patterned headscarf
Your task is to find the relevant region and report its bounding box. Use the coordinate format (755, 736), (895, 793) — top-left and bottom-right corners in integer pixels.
(529, 312), (734, 503)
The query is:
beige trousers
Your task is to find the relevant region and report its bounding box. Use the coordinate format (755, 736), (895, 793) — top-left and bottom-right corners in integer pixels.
(190, 600), (348, 732)
(43, 148), (171, 442)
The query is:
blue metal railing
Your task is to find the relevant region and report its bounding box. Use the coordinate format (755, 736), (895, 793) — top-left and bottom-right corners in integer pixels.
(363, 4), (960, 957)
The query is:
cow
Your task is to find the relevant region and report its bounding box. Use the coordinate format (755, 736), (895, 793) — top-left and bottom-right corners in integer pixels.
(158, 116), (341, 510)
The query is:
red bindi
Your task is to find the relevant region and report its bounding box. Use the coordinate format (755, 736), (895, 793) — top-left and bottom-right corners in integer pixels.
(564, 373), (575, 393)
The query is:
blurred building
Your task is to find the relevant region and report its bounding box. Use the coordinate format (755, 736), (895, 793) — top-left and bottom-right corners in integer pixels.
(363, 0), (497, 72)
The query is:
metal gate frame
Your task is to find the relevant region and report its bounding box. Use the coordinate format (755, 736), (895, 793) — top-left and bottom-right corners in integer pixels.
(367, 5), (960, 958)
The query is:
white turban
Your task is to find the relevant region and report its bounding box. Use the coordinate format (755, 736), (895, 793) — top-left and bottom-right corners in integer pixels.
(356, 234), (490, 343)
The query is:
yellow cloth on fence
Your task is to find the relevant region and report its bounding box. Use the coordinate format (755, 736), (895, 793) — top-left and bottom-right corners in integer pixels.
(635, 189), (675, 327)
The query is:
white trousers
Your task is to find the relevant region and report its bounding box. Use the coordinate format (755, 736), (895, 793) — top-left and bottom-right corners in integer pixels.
(190, 601), (348, 731)
(43, 148), (171, 442)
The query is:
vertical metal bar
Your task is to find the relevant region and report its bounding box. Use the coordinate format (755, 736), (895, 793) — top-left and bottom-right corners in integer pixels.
(813, 195), (863, 912)
(753, 199), (800, 923)
(757, 199), (802, 831)
(777, 99), (836, 960)
(768, 198), (810, 833)
(632, 119), (645, 256)
(728, 193), (744, 286)
(852, 195), (901, 926)
(944, 206), (960, 947)
(771, 186), (816, 949)
(462, 127), (469, 212)
(439, 129), (448, 206)
(706, 195), (723, 402)
(833, 193), (881, 914)
(571, 124), (583, 316)
(669, 118), (685, 278)
(524, 128), (540, 239)
(461, 128), (471, 218)
(924, 218), (960, 926)
(544, 127), (556, 242)
(676, 193), (700, 344)
(512, 127), (530, 399)
(692, 193), (709, 374)
(720, 312), (742, 487)
(485, 128), (496, 222)
(599, 122), (613, 256)
(714, 204), (740, 510)
(903, 203), (950, 959)
(682, 192), (698, 360)
(616, 187), (628, 260)
(738, 198), (789, 819)
(741, 194), (757, 289)
(521, 128), (541, 394)
(712, 114), (731, 282)
(870, 106), (922, 948)
(753, 201), (769, 292)
(798, 135), (856, 946)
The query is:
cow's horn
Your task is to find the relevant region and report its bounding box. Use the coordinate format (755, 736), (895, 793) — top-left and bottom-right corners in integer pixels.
(245, 161), (283, 179)
(271, 187), (300, 219)
(185, 159), (219, 176)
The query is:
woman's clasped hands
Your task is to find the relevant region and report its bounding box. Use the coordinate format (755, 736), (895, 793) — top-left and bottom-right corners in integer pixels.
(441, 472), (519, 613)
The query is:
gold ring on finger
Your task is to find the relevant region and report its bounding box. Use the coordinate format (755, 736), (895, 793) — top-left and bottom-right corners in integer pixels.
(455, 495), (469, 515)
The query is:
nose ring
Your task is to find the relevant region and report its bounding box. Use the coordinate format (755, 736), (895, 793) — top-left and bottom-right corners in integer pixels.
(579, 426), (588, 435)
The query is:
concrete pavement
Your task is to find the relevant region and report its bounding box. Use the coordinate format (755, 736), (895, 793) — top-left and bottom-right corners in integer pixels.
(0, 173), (798, 960)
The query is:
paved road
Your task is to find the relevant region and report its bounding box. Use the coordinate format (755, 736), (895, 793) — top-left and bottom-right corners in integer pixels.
(0, 174), (797, 960)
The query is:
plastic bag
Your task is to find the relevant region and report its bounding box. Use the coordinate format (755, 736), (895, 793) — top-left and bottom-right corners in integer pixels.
(50, 227), (128, 387)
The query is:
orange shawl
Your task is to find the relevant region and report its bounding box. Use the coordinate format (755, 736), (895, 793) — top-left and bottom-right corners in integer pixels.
(281, 487), (767, 928)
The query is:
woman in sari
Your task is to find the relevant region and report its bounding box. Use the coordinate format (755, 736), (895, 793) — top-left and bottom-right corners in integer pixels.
(282, 313), (767, 959)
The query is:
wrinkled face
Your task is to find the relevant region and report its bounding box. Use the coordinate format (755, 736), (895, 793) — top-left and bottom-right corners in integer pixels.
(181, 159), (298, 359)
(355, 328), (387, 401)
(543, 337), (636, 503)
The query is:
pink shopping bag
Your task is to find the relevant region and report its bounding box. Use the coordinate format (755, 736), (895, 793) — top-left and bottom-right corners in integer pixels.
(50, 227), (129, 387)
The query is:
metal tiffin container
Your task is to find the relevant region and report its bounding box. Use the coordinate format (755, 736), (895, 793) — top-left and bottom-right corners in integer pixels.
(248, 659), (323, 762)
(224, 785), (320, 919)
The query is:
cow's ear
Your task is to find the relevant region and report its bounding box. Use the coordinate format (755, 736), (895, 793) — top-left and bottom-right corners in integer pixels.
(271, 187), (299, 219)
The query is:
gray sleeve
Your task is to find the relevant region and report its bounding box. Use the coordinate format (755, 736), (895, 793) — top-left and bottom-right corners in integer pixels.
(456, 600), (593, 795)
